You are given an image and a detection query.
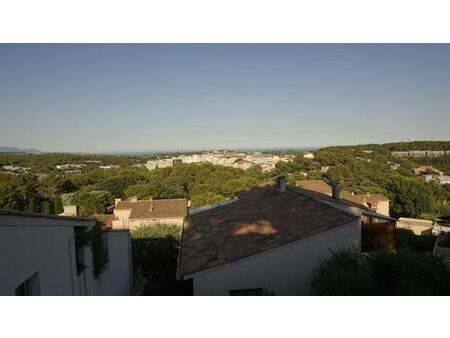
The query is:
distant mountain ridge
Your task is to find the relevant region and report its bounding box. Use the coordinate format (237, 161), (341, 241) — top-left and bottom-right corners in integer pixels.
(0, 147), (41, 154)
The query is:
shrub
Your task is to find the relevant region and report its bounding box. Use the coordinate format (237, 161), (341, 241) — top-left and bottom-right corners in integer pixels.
(395, 228), (437, 253)
(310, 247), (450, 295)
(130, 224), (191, 295)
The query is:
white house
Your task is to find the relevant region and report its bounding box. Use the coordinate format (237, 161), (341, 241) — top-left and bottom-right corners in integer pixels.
(0, 209), (133, 296)
(177, 178), (364, 295)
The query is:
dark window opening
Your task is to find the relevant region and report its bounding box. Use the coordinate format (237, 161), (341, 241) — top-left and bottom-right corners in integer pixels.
(229, 288), (265, 296)
(74, 232), (86, 275)
(15, 271), (40, 296)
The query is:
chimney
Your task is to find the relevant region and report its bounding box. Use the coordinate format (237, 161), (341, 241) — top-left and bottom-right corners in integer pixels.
(114, 198), (121, 206)
(63, 205), (80, 217)
(131, 196), (138, 203)
(277, 176), (286, 193)
(332, 181), (342, 200)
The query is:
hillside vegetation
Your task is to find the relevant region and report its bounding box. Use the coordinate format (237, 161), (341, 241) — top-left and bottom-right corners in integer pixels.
(0, 141), (449, 219)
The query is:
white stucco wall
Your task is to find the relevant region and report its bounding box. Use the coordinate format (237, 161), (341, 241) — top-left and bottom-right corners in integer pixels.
(69, 231), (133, 296)
(0, 223), (78, 295)
(104, 231), (132, 295)
(0, 213), (132, 296)
(190, 220), (361, 296)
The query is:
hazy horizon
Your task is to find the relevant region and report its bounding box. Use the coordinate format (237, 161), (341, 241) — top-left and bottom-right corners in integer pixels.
(1, 44), (450, 153)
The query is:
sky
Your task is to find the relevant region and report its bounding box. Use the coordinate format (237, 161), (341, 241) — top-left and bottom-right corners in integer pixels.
(0, 44), (449, 153)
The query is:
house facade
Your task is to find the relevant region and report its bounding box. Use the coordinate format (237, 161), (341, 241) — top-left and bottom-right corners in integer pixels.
(0, 210), (133, 296)
(112, 197), (188, 230)
(178, 179), (370, 296)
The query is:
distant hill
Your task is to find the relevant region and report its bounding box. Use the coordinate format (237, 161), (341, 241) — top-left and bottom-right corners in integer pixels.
(0, 147), (41, 154)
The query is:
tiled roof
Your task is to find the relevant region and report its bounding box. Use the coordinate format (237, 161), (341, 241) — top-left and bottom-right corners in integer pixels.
(115, 199), (187, 219)
(296, 180), (332, 195)
(179, 186), (358, 277)
(342, 193), (389, 206)
(296, 180), (389, 206)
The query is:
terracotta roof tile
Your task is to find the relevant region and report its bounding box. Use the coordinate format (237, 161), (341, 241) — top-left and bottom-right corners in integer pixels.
(296, 180), (332, 195)
(115, 199), (187, 219)
(179, 187), (358, 277)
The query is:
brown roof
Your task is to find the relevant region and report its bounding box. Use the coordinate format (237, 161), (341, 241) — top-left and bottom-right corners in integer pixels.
(179, 187), (358, 277)
(235, 181), (278, 200)
(342, 192), (389, 206)
(296, 180), (389, 206)
(115, 199), (187, 219)
(296, 180), (332, 195)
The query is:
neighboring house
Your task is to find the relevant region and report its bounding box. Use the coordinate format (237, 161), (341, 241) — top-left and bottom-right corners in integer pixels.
(432, 219), (450, 235)
(296, 180), (390, 216)
(397, 217), (434, 235)
(177, 178), (395, 296)
(422, 174), (450, 185)
(414, 166), (443, 176)
(0, 209), (133, 296)
(112, 197), (188, 230)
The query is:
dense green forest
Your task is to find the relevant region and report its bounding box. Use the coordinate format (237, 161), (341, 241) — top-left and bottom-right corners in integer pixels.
(1, 140), (449, 219)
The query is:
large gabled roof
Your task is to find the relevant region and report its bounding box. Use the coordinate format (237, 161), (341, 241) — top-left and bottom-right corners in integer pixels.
(178, 185), (358, 277)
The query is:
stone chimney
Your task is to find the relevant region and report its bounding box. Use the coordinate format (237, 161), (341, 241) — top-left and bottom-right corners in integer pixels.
(114, 198), (121, 206)
(277, 176), (286, 193)
(63, 205), (80, 217)
(130, 196), (138, 203)
(331, 181), (342, 200)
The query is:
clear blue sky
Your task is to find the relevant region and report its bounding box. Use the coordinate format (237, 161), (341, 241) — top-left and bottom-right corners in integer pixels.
(0, 44), (449, 153)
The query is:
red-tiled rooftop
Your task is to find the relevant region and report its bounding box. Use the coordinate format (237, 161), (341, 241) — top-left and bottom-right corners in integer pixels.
(179, 186), (358, 277)
(115, 198), (187, 219)
(296, 180), (332, 195)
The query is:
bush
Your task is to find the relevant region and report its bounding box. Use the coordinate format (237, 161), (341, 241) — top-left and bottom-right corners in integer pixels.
(311, 247), (450, 295)
(310, 247), (375, 295)
(438, 232), (450, 248)
(395, 228), (437, 253)
(130, 224), (191, 295)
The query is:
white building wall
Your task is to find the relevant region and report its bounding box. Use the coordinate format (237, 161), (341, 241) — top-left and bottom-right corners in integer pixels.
(191, 221), (360, 296)
(0, 225), (77, 295)
(0, 214), (133, 296)
(104, 231), (132, 295)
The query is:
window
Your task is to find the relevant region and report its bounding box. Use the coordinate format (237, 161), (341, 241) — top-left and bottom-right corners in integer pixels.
(229, 288), (265, 296)
(15, 271), (40, 296)
(75, 235), (85, 275)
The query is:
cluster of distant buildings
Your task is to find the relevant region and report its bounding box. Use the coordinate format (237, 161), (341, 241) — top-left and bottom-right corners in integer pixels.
(146, 151), (299, 172)
(1, 165), (31, 173)
(54, 162), (121, 175)
(392, 150), (447, 158)
(414, 165), (450, 185)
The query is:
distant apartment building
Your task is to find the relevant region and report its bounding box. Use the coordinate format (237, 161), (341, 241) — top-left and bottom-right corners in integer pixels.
(422, 174), (450, 185)
(392, 150), (447, 158)
(303, 152), (315, 159)
(99, 165), (121, 170)
(146, 158), (175, 170)
(177, 178), (395, 295)
(56, 164), (86, 170)
(0, 209), (133, 296)
(112, 197), (188, 229)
